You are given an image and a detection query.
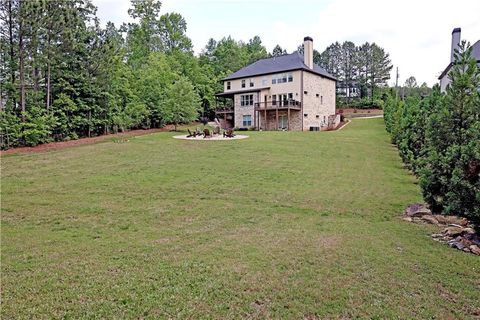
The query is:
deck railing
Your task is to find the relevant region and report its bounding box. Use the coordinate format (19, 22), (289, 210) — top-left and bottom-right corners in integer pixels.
(254, 100), (301, 110)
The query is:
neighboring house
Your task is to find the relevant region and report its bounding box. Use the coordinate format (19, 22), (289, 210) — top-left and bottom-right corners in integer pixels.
(215, 37), (337, 131)
(439, 28), (480, 92)
(336, 82), (361, 98)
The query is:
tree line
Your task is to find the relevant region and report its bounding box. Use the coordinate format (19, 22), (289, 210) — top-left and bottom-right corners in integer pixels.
(0, 0), (270, 148)
(315, 41), (393, 107)
(383, 42), (479, 224)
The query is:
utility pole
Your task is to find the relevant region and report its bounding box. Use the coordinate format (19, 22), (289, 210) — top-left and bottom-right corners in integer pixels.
(395, 67), (399, 100)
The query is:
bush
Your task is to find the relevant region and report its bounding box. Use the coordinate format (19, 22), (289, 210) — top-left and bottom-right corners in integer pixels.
(384, 42), (480, 224)
(21, 107), (56, 147)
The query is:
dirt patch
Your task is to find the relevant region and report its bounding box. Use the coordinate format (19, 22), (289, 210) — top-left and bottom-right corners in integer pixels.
(1, 126), (174, 155)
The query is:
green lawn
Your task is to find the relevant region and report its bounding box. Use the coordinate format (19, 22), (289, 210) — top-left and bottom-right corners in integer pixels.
(2, 119), (478, 319)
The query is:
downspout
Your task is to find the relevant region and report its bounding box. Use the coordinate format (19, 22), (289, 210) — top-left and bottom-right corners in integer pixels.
(301, 70), (304, 131)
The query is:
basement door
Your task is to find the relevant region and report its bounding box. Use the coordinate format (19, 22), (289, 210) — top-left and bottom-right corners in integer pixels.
(278, 115), (287, 130)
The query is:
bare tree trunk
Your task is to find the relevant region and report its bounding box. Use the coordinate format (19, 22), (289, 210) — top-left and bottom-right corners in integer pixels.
(46, 21), (51, 110)
(46, 61), (51, 109)
(7, 0), (16, 107)
(18, 0), (25, 121)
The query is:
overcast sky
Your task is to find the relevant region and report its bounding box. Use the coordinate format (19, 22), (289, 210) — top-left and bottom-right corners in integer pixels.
(92, 0), (480, 87)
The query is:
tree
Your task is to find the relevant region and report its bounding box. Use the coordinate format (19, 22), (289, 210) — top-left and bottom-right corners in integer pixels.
(158, 12), (192, 52)
(246, 35), (268, 64)
(271, 44), (286, 57)
(404, 76), (417, 89)
(161, 77), (200, 131)
(420, 42), (480, 222)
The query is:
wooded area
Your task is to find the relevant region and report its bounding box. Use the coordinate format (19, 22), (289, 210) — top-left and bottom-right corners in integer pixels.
(0, 0), (271, 148)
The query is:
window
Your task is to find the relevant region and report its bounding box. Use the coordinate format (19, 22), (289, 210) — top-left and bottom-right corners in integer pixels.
(288, 93), (293, 101)
(249, 79), (254, 87)
(240, 94), (254, 106)
(316, 115), (320, 118)
(271, 73), (293, 85)
(227, 81), (231, 90)
(272, 95), (277, 105)
(241, 80), (246, 88)
(316, 93), (319, 97)
(243, 115), (252, 127)
(304, 114), (308, 117)
(304, 91), (308, 94)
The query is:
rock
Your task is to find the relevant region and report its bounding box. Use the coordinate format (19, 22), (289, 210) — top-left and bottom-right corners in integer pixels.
(462, 228), (476, 235)
(443, 216), (469, 226)
(448, 240), (465, 250)
(404, 203), (431, 217)
(421, 215), (439, 225)
(433, 215), (448, 224)
(402, 216), (413, 222)
(470, 245), (480, 255)
(444, 226), (464, 237)
(431, 233), (443, 238)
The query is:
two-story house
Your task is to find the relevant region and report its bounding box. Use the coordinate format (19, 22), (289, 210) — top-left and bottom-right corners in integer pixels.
(215, 37), (337, 131)
(439, 28), (480, 92)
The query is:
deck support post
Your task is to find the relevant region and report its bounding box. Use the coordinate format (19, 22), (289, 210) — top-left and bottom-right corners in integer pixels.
(287, 107), (290, 131)
(276, 107), (278, 131)
(264, 109), (267, 131)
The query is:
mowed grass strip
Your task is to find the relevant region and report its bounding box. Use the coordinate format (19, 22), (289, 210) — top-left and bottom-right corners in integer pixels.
(1, 119), (479, 319)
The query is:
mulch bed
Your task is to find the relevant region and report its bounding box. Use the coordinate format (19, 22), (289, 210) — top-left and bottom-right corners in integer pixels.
(1, 126), (174, 155)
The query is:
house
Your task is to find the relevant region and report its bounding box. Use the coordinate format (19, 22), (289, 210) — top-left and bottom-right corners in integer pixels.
(336, 82), (361, 99)
(439, 28), (480, 92)
(215, 37), (338, 131)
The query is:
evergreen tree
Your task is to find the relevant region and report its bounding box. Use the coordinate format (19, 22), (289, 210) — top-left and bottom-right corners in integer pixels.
(420, 42), (480, 221)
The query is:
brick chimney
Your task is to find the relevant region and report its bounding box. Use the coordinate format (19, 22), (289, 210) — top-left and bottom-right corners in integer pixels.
(451, 28), (461, 62)
(304, 36), (313, 69)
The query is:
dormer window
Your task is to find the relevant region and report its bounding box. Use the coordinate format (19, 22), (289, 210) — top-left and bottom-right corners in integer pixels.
(241, 80), (246, 88)
(249, 79), (254, 87)
(227, 81), (231, 90)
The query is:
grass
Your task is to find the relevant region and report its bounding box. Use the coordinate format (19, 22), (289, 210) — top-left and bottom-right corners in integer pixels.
(1, 119), (479, 319)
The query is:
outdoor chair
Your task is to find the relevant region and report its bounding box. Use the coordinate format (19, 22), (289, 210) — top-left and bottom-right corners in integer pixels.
(224, 129), (235, 138)
(187, 129), (195, 138)
(203, 128), (212, 138)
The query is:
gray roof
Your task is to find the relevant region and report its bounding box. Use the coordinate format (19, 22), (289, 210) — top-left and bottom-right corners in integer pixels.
(223, 51), (336, 81)
(472, 40), (480, 60)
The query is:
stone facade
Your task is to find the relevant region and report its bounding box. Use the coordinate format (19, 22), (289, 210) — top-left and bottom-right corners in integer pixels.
(301, 71), (336, 131)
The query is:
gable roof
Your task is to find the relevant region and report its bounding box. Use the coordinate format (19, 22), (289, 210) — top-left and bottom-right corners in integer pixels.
(439, 40), (480, 80)
(223, 51), (337, 81)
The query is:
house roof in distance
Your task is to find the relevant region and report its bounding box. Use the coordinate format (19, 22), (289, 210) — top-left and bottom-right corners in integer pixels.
(223, 51), (336, 81)
(439, 40), (480, 80)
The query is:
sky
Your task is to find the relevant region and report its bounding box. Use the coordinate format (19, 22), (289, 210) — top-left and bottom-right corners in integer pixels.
(92, 0), (480, 87)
